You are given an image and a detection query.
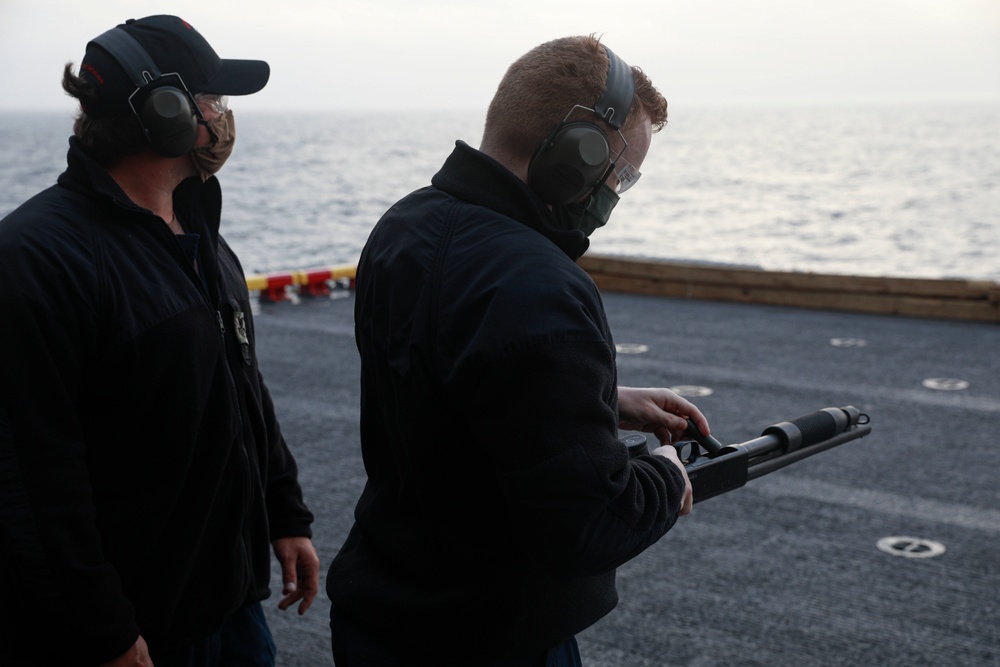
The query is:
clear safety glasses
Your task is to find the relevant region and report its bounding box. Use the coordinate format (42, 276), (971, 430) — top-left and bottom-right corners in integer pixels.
(612, 159), (641, 194)
(194, 93), (229, 115)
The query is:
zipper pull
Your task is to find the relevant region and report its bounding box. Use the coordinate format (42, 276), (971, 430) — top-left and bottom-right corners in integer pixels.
(216, 310), (226, 333)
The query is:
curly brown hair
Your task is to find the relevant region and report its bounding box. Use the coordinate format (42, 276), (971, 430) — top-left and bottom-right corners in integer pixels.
(61, 63), (148, 167)
(482, 35), (668, 164)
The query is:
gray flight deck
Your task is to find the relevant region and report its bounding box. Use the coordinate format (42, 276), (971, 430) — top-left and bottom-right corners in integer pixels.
(255, 290), (1000, 666)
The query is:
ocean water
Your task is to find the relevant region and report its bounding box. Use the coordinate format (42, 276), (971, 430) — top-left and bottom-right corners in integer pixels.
(2, 103), (998, 281)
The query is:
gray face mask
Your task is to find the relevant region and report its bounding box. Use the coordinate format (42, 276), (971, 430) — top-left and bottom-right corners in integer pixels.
(550, 183), (620, 237)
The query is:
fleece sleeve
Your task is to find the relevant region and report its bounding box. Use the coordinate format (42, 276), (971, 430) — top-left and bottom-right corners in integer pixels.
(468, 338), (687, 578)
(0, 290), (140, 665)
(258, 373), (315, 540)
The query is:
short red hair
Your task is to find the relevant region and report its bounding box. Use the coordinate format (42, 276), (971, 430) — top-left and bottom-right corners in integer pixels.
(482, 35), (668, 163)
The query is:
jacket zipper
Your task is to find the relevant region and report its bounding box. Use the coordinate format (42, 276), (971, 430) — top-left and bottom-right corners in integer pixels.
(215, 306), (256, 607)
(141, 205), (257, 606)
(111, 199), (257, 604)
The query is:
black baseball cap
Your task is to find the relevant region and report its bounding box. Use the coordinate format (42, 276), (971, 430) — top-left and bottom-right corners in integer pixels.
(79, 15), (269, 117)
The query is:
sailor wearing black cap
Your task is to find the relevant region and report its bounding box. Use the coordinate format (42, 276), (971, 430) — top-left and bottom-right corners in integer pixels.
(0, 15), (319, 667)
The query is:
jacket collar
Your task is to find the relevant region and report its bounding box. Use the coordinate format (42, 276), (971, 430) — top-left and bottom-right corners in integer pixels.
(57, 137), (223, 241)
(58, 137), (140, 212)
(431, 141), (590, 261)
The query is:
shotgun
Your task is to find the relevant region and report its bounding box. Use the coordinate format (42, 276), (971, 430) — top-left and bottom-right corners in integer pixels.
(624, 406), (871, 503)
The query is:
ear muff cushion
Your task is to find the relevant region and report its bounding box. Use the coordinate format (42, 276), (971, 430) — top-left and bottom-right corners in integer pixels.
(140, 87), (199, 158)
(528, 123), (610, 205)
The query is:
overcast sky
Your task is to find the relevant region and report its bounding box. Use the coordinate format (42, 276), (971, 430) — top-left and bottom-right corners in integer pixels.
(2, 0), (998, 113)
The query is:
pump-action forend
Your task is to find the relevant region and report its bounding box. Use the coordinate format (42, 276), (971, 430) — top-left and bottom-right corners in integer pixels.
(623, 406), (871, 503)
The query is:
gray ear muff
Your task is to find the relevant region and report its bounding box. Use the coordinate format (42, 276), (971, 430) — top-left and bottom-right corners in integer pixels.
(91, 27), (199, 158)
(528, 123), (611, 205)
(140, 87), (199, 158)
(528, 46), (636, 205)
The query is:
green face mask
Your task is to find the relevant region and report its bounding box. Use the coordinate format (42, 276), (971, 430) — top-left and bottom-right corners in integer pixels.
(551, 183), (620, 237)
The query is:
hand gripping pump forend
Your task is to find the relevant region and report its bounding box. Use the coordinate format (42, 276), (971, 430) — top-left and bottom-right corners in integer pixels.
(622, 406), (872, 503)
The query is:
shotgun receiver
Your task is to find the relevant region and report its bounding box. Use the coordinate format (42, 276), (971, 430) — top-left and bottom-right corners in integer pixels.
(623, 406), (871, 503)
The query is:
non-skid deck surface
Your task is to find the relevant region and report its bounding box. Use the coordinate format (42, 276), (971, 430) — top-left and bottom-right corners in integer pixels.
(255, 292), (1000, 666)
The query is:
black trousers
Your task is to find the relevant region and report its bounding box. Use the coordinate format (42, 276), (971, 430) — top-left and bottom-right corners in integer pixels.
(330, 610), (583, 667)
